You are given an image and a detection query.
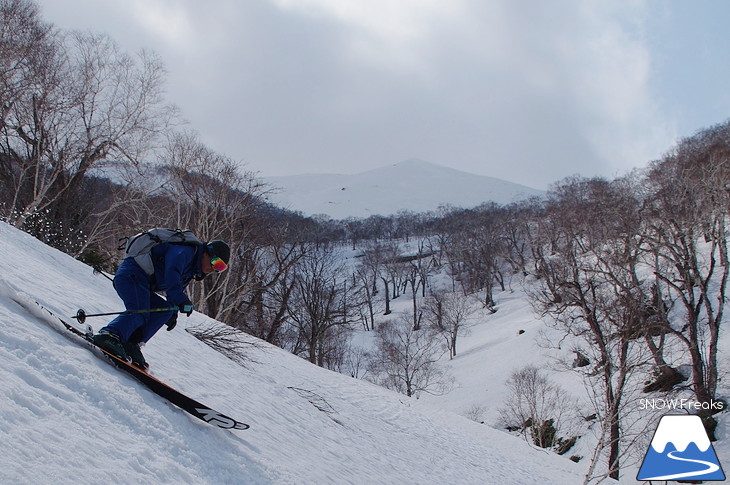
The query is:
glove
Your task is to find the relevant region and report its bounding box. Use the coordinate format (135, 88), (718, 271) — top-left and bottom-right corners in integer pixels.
(179, 301), (194, 316)
(165, 313), (178, 331)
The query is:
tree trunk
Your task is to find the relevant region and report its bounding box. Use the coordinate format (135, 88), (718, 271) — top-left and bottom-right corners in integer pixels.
(382, 278), (391, 315)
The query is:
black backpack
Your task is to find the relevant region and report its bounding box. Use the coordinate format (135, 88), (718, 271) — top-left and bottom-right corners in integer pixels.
(120, 228), (203, 276)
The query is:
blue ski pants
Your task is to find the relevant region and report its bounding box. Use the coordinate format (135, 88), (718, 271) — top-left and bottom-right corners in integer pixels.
(100, 258), (175, 344)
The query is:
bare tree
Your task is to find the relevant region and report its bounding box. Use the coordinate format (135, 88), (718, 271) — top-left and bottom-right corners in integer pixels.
(353, 263), (380, 331)
(367, 312), (449, 398)
(154, 130), (268, 321)
(1, 20), (175, 229)
(403, 261), (424, 330)
(404, 239), (435, 330)
(286, 244), (361, 366)
(0, 0), (53, 127)
(439, 204), (505, 311)
(528, 176), (651, 481)
(642, 123), (730, 411)
(424, 288), (477, 359)
(498, 365), (576, 450)
(500, 199), (542, 276)
(235, 240), (307, 346)
(361, 241), (400, 316)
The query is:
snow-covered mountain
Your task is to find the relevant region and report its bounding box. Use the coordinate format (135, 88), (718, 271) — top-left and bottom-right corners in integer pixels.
(651, 415), (713, 453)
(0, 221), (588, 484)
(263, 159), (544, 219)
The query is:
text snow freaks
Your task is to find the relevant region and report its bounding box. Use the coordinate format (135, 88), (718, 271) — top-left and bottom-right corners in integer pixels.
(639, 398), (725, 412)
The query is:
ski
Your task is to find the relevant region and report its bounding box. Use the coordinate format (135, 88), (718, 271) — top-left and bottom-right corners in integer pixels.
(24, 297), (249, 431)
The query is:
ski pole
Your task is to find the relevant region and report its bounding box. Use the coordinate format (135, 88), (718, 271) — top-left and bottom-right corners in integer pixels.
(72, 307), (179, 324)
(92, 266), (114, 282)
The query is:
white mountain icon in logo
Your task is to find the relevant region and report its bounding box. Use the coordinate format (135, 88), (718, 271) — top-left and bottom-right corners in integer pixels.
(637, 414), (725, 481)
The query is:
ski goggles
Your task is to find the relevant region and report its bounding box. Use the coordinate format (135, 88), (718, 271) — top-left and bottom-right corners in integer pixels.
(210, 256), (228, 273)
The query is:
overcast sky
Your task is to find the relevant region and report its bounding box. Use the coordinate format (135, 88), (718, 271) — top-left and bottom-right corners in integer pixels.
(35, 0), (730, 189)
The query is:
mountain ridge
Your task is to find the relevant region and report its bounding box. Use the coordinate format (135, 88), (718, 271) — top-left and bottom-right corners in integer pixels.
(263, 159), (544, 219)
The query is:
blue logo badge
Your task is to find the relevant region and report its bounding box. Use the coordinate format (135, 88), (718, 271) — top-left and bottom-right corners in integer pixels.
(637, 414), (725, 481)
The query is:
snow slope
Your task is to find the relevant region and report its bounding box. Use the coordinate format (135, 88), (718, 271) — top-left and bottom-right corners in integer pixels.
(412, 267), (730, 483)
(264, 159), (544, 219)
(0, 221), (587, 485)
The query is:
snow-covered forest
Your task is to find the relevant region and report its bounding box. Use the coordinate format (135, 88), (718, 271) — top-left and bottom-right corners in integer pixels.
(2, 1), (729, 483)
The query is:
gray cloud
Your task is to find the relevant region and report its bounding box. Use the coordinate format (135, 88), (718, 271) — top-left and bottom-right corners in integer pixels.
(37, 0), (725, 189)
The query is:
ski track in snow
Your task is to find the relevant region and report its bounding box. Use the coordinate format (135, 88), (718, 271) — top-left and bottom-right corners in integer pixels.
(643, 450), (720, 480)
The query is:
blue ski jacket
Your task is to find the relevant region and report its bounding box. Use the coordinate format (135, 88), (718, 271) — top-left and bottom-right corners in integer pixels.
(147, 243), (205, 306)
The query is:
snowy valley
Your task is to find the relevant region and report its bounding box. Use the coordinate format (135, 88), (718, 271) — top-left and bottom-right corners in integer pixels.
(0, 221), (593, 484)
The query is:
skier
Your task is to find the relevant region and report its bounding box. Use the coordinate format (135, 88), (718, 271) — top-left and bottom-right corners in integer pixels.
(93, 239), (230, 370)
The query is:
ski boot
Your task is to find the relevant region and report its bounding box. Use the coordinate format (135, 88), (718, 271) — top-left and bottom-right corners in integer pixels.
(92, 330), (128, 361)
(123, 341), (149, 371)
